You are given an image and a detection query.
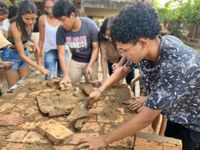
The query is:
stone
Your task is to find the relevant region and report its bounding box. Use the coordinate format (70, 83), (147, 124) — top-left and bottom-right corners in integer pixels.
(37, 91), (78, 116)
(22, 131), (48, 144)
(38, 119), (73, 145)
(6, 130), (28, 142)
(134, 132), (182, 150)
(0, 103), (15, 113)
(67, 104), (89, 122)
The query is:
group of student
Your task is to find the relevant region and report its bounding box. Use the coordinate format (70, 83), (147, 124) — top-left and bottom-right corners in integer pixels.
(0, 0), (200, 150)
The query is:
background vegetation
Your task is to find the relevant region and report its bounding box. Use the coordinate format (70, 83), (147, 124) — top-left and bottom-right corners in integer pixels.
(155, 0), (200, 39)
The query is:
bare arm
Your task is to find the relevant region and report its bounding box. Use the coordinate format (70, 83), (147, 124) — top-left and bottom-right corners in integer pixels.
(38, 15), (45, 66)
(112, 54), (127, 72)
(100, 45), (108, 82)
(11, 23), (50, 75)
(99, 66), (130, 92)
(86, 42), (99, 75)
(57, 45), (71, 84)
(75, 106), (161, 149)
(89, 65), (131, 100)
(105, 107), (161, 143)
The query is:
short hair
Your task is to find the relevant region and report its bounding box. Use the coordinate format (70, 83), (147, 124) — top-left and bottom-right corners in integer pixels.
(111, 2), (161, 43)
(0, 0), (8, 16)
(53, 0), (76, 18)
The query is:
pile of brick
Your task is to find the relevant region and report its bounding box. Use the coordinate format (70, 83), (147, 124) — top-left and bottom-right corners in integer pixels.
(0, 78), (182, 149)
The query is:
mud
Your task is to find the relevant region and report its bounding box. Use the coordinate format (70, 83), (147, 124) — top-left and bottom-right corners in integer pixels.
(0, 78), (134, 149)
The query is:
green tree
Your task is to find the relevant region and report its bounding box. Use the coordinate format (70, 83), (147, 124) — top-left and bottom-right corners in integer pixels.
(4, 0), (16, 6)
(155, 0), (200, 38)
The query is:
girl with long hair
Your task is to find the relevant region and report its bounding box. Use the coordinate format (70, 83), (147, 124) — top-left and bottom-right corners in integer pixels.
(1, 0), (50, 88)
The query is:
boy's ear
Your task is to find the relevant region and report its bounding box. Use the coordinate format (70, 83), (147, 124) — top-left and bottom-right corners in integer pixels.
(138, 38), (148, 49)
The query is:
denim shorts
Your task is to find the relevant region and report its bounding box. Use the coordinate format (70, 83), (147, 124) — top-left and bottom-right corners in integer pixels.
(1, 47), (29, 71)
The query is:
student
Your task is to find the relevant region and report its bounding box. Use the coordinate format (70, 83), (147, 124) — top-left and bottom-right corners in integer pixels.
(1, 0), (50, 88)
(0, 33), (13, 70)
(0, 0), (9, 95)
(38, 0), (69, 80)
(0, 0), (8, 35)
(0, 31), (22, 126)
(53, 0), (99, 85)
(3, 5), (18, 38)
(75, 2), (200, 150)
(98, 16), (134, 86)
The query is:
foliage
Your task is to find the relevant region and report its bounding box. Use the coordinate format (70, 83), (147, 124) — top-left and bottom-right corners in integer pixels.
(4, 0), (16, 6)
(155, 0), (200, 38)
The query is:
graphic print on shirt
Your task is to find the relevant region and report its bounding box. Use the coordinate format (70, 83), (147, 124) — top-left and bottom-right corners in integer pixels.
(66, 36), (87, 53)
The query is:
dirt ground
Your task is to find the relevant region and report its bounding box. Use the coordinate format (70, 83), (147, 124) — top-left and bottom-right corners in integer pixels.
(0, 78), (137, 149)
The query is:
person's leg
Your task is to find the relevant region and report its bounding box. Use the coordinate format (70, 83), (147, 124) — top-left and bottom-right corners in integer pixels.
(125, 69), (135, 86)
(4, 70), (20, 88)
(69, 59), (86, 84)
(165, 121), (200, 150)
(107, 61), (113, 76)
(151, 115), (162, 134)
(18, 49), (30, 79)
(18, 66), (30, 79)
(0, 71), (4, 95)
(158, 116), (167, 136)
(44, 50), (56, 80)
(1, 48), (21, 88)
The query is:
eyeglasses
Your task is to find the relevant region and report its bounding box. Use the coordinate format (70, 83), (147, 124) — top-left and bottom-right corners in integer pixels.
(117, 40), (138, 55)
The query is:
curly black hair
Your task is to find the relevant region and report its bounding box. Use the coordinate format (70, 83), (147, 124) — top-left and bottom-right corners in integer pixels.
(110, 2), (161, 43)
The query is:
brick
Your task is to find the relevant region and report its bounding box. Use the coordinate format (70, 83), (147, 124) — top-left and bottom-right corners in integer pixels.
(54, 145), (74, 150)
(69, 133), (99, 145)
(16, 104), (28, 110)
(1, 143), (28, 150)
(140, 124), (155, 134)
(134, 132), (182, 150)
(117, 107), (125, 115)
(104, 124), (113, 133)
(109, 136), (135, 149)
(38, 119), (73, 145)
(15, 92), (27, 100)
(22, 131), (48, 144)
(81, 122), (101, 132)
(87, 114), (97, 122)
(96, 98), (109, 107)
(89, 107), (104, 114)
(43, 89), (55, 92)
(18, 121), (42, 130)
(6, 130), (28, 142)
(97, 115), (124, 123)
(29, 90), (42, 96)
(0, 103), (15, 113)
(24, 106), (38, 117)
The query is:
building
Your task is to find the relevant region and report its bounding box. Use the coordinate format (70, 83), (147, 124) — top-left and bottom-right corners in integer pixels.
(31, 0), (154, 18)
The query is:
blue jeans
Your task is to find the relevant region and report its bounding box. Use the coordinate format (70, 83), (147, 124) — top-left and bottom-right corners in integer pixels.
(44, 49), (69, 80)
(1, 47), (29, 71)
